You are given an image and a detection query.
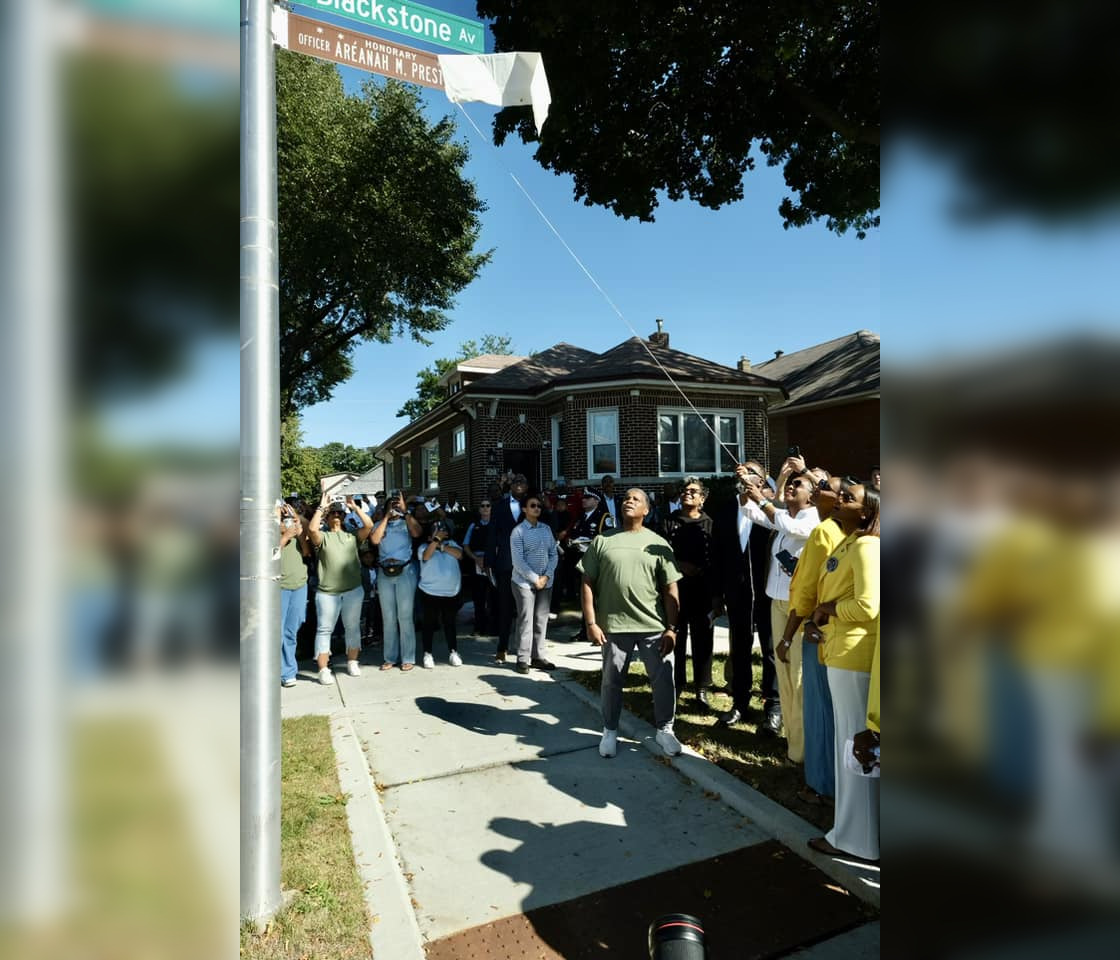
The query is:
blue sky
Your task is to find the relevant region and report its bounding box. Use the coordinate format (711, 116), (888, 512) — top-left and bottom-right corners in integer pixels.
(293, 1), (882, 448)
(105, 2), (1120, 450)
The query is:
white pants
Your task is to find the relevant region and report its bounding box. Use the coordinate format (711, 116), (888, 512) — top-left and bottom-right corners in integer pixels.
(826, 666), (879, 860)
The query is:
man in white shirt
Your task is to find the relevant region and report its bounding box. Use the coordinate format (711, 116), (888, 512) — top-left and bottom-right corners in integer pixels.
(740, 471), (820, 761)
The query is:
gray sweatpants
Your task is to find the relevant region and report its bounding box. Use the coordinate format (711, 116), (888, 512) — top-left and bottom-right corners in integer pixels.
(601, 631), (676, 732)
(512, 582), (552, 665)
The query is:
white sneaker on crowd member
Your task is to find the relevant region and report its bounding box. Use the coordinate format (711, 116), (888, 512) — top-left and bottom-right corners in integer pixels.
(281, 677), (297, 688)
(346, 660), (361, 677)
(422, 652), (435, 669)
(448, 650), (463, 667)
(656, 727), (682, 757)
(599, 728), (618, 758)
(548, 612), (558, 621)
(318, 668), (334, 686)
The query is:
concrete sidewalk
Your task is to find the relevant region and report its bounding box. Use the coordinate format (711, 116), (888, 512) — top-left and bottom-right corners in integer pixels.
(282, 612), (879, 958)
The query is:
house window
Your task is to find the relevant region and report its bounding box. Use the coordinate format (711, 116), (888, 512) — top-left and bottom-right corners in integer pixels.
(401, 453), (412, 488)
(658, 409), (741, 475)
(551, 415), (564, 481)
(452, 425), (466, 457)
(587, 409), (618, 477)
(422, 441), (439, 489)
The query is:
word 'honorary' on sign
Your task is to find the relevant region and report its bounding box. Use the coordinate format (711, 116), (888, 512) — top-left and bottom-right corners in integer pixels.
(309, 0), (485, 54)
(276, 11), (445, 88)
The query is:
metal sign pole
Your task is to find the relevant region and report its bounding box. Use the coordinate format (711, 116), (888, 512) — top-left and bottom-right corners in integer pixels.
(240, 0), (282, 925)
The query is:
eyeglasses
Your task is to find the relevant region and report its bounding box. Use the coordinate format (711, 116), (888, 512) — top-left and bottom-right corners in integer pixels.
(479, 502), (491, 508)
(786, 479), (809, 489)
(526, 502), (542, 509)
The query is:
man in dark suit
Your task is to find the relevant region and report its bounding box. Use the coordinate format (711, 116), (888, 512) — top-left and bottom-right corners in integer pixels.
(711, 461), (782, 735)
(488, 472), (528, 662)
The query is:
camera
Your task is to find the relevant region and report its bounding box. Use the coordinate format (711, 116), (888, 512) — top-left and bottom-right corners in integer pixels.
(787, 444), (801, 457)
(649, 914), (707, 959)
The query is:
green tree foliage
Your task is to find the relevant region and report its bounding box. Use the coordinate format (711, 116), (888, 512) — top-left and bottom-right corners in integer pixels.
(397, 334), (515, 422)
(280, 415), (326, 500)
(67, 56), (237, 403)
(277, 52), (492, 413)
(314, 442), (376, 474)
(477, 1), (879, 236)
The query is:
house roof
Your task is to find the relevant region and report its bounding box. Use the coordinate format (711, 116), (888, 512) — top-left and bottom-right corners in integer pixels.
(552, 337), (784, 392)
(438, 353), (526, 387)
(462, 343), (601, 394)
(755, 330), (879, 410)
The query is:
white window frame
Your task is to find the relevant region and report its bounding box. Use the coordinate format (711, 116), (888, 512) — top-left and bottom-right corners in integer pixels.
(421, 440), (439, 489)
(656, 407), (743, 477)
(551, 415), (564, 482)
(452, 425), (466, 458)
(586, 408), (619, 479)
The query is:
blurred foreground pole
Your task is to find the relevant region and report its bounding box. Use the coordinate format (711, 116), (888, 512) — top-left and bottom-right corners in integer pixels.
(0, 0), (64, 926)
(240, 0), (282, 924)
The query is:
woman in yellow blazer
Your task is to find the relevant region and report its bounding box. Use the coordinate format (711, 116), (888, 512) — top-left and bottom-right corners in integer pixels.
(806, 481), (880, 863)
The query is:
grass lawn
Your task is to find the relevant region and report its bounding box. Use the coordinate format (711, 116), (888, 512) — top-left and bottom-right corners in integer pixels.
(569, 650), (834, 832)
(241, 716), (370, 960)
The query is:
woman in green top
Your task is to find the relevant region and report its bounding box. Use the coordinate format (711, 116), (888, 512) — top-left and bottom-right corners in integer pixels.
(307, 496), (374, 684)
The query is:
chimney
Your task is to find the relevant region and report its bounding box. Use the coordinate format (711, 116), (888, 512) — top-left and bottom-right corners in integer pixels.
(774, 349), (784, 359)
(738, 355), (751, 372)
(649, 317), (669, 349)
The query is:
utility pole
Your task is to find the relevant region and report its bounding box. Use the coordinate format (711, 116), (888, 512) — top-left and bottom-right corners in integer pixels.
(240, 0), (282, 925)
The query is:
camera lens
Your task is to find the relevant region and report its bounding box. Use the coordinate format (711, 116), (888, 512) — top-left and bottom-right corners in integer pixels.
(649, 914), (707, 959)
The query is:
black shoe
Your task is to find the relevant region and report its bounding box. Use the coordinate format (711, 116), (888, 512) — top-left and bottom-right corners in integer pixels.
(760, 709), (783, 737)
(697, 689), (711, 709)
(531, 658), (556, 671)
(718, 707), (743, 727)
(494, 650), (507, 663)
(515, 662), (530, 674)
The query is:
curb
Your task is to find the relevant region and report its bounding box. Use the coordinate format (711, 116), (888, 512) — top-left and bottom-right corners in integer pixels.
(330, 714), (426, 960)
(556, 674), (880, 910)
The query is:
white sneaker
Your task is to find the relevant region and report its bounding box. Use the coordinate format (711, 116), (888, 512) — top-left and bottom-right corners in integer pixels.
(448, 650), (463, 667)
(346, 660), (361, 677)
(422, 652), (435, 669)
(281, 677), (297, 688)
(547, 612), (558, 621)
(599, 728), (618, 758)
(318, 668), (335, 686)
(656, 728), (682, 757)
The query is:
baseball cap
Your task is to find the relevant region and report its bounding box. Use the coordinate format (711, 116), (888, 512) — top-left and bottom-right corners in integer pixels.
(326, 501), (347, 514)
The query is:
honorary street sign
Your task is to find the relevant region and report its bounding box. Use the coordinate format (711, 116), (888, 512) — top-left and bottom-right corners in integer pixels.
(304, 0), (485, 54)
(277, 11), (445, 89)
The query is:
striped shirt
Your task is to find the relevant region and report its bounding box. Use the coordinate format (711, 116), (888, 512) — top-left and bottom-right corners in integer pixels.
(510, 520), (559, 588)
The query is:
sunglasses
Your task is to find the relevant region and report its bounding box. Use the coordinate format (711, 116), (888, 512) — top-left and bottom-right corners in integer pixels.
(786, 479), (810, 489)
(526, 502), (542, 509)
(682, 488), (703, 496)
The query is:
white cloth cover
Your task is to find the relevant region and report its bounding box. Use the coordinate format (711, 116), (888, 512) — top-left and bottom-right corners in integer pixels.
(438, 52), (551, 134)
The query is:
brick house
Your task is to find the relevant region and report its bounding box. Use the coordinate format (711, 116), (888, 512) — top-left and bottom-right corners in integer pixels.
(751, 330), (880, 479)
(375, 324), (786, 507)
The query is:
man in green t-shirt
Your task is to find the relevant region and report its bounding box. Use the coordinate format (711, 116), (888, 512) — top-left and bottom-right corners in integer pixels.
(579, 488), (683, 758)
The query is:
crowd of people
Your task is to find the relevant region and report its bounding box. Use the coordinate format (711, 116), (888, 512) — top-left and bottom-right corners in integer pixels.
(279, 456), (881, 864)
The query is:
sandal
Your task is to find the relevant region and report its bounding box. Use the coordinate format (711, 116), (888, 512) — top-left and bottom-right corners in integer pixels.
(380, 662), (395, 671)
(796, 787), (826, 806)
(400, 663), (414, 672)
(808, 836), (879, 865)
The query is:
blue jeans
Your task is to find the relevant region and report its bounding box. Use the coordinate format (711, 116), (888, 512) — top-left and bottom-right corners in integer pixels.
(379, 564), (418, 665)
(314, 584), (363, 657)
(281, 584), (307, 682)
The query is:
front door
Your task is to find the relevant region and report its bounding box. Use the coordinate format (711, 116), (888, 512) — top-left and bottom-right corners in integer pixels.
(502, 449), (540, 491)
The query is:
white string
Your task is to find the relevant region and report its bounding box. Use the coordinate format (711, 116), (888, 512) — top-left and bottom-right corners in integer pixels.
(454, 103), (741, 465)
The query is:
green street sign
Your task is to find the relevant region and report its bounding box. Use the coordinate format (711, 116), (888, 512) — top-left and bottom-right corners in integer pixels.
(305, 1), (486, 54)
